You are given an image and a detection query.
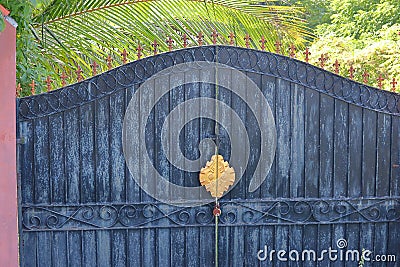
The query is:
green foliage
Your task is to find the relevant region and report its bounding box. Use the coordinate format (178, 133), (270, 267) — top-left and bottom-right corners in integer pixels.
(316, 0), (400, 39)
(0, 0), (54, 96)
(309, 0), (400, 92)
(2, 0), (310, 96)
(32, 0), (310, 87)
(0, 13), (5, 31)
(309, 24), (400, 90)
(279, 0), (331, 31)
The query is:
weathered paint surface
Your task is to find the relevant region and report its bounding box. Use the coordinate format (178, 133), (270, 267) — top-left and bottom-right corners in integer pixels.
(0, 7), (18, 267)
(17, 46), (400, 266)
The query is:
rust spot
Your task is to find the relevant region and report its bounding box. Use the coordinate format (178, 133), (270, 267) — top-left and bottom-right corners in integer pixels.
(274, 40), (281, 54)
(197, 32), (203, 46)
(136, 44), (143, 59)
(121, 49), (128, 64)
(377, 74), (384, 89)
(362, 70), (369, 84)
(45, 76), (52, 92)
(289, 44), (296, 58)
(333, 59), (340, 74)
(91, 61), (99, 76)
(29, 80), (35, 95)
(244, 34), (251, 49)
(166, 37), (174, 52)
(303, 47), (311, 63)
(60, 72), (68, 87)
(229, 32), (235, 46)
(259, 36), (266, 51)
(211, 29), (218, 45)
(390, 77), (397, 92)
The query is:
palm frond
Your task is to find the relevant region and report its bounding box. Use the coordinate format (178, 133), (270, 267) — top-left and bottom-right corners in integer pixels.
(30, 0), (312, 88)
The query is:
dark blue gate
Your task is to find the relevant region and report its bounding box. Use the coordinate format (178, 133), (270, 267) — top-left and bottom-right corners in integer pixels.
(17, 46), (400, 266)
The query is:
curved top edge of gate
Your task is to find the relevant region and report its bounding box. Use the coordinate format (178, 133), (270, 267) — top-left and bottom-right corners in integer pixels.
(17, 45), (400, 121)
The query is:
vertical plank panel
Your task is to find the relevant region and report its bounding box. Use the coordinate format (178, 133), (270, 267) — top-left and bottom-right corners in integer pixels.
(171, 229), (185, 266)
(155, 73), (171, 267)
(34, 117), (50, 204)
(246, 72), (262, 199)
(110, 90), (126, 202)
(290, 83), (305, 198)
(244, 72), (261, 266)
(184, 67), (200, 192)
(157, 229), (171, 267)
(95, 230), (111, 267)
(169, 69), (186, 267)
(82, 231), (97, 267)
(217, 68), (231, 173)
(333, 100), (348, 197)
(229, 69), (246, 200)
(390, 116), (400, 197)
(198, 67), (215, 267)
(52, 232), (67, 267)
(245, 226), (260, 266)
(348, 105), (363, 197)
(112, 230), (127, 267)
(259, 225), (274, 266)
(67, 231), (82, 267)
(318, 94), (334, 267)
(37, 232), (52, 266)
(125, 84), (142, 267)
(49, 113), (65, 204)
(231, 226), (245, 267)
(360, 109), (377, 259)
(275, 225), (289, 267)
(332, 100), (348, 267)
(319, 94), (334, 198)
(95, 96), (111, 203)
(125, 84), (141, 203)
(20, 233), (37, 267)
(127, 229), (141, 267)
(218, 224), (230, 267)
(375, 113), (391, 196)
(217, 69), (232, 267)
(80, 103), (95, 203)
(184, 69), (200, 267)
(289, 225), (302, 267)
(373, 114), (390, 267)
(388, 115), (400, 258)
(260, 75), (276, 199)
(139, 77), (157, 266)
(65, 109), (80, 204)
(275, 78), (291, 198)
(304, 87), (319, 196)
(199, 225), (214, 267)
(346, 104), (363, 266)
(20, 121), (34, 204)
(303, 88), (319, 267)
(362, 109), (377, 196)
(95, 95), (112, 267)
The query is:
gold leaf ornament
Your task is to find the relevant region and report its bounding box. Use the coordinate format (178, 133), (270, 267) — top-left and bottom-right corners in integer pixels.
(199, 155), (235, 198)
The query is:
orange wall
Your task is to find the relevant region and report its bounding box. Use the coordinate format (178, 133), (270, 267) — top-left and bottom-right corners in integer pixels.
(0, 9), (18, 267)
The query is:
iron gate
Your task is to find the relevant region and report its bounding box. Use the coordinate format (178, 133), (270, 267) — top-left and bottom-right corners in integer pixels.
(17, 46), (400, 266)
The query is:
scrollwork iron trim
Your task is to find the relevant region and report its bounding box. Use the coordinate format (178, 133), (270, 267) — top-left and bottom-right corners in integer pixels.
(17, 46), (400, 121)
(21, 197), (400, 231)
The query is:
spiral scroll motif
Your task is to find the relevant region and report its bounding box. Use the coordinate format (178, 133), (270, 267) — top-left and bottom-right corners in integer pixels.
(21, 198), (400, 231)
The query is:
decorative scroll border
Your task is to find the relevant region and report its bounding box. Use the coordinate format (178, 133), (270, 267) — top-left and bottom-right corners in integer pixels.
(21, 197), (400, 231)
(17, 46), (400, 121)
